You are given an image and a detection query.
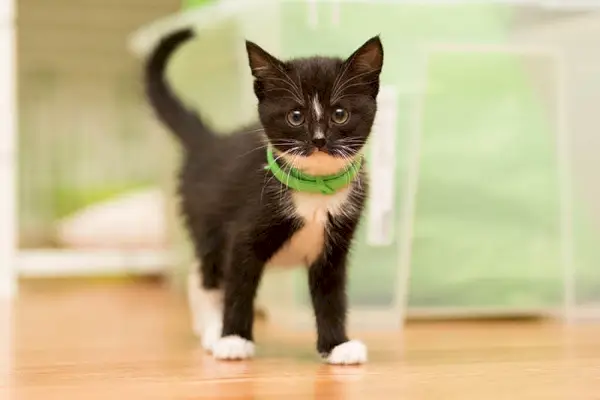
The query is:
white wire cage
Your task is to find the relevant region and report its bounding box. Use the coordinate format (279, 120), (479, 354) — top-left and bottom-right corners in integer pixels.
(12, 0), (183, 279)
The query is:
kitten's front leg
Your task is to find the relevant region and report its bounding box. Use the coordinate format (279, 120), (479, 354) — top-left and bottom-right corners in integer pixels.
(211, 245), (264, 361)
(309, 224), (367, 365)
(211, 219), (295, 361)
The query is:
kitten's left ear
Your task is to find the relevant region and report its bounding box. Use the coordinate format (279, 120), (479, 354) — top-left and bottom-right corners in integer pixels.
(345, 36), (384, 75)
(245, 40), (285, 79)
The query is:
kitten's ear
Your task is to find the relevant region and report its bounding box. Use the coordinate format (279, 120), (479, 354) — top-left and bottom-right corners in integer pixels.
(345, 36), (384, 75)
(245, 40), (285, 79)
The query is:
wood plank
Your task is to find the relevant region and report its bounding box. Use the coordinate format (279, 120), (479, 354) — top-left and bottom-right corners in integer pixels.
(7, 281), (600, 399)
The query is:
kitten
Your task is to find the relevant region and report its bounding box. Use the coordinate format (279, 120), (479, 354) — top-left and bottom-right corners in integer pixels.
(144, 28), (383, 365)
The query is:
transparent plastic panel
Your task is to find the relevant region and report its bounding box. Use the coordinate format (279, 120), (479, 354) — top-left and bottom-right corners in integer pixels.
(548, 13), (600, 322)
(508, 6), (600, 321)
(411, 49), (563, 314)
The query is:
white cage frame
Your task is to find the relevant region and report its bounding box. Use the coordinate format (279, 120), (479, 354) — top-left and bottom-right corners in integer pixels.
(0, 0), (16, 298)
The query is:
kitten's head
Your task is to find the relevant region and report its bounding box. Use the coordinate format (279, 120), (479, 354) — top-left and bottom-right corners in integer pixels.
(246, 37), (383, 175)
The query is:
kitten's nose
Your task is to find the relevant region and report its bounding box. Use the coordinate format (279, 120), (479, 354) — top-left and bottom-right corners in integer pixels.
(312, 137), (326, 149)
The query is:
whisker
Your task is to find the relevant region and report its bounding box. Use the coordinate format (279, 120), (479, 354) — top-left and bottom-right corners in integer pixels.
(236, 137), (303, 160)
(273, 146), (300, 165)
(334, 145), (363, 191)
(331, 69), (378, 101)
(287, 153), (302, 199)
(285, 158), (293, 192)
(330, 93), (362, 103)
(268, 139), (302, 145)
(348, 157), (363, 191)
(233, 127), (265, 136)
(330, 53), (358, 103)
(261, 84), (304, 104)
(261, 76), (300, 93)
(261, 146), (301, 204)
(331, 77), (379, 104)
(295, 70), (305, 99)
(262, 68), (305, 105)
(261, 94), (303, 103)
(336, 138), (365, 144)
(337, 145), (363, 149)
(272, 64), (305, 101)
(236, 144), (271, 159)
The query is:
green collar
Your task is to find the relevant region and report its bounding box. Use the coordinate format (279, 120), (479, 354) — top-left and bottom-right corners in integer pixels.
(265, 145), (363, 195)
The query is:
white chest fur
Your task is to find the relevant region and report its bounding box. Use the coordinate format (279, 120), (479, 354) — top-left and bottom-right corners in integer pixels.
(267, 187), (352, 267)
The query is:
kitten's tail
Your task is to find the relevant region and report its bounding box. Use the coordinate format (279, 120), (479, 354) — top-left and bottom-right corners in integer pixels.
(144, 28), (213, 148)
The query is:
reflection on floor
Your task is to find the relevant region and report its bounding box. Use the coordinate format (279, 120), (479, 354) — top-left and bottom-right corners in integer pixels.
(5, 280), (600, 399)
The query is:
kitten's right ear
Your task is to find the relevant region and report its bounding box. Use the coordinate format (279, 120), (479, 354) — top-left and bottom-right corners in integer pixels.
(245, 41), (284, 79)
(345, 36), (384, 75)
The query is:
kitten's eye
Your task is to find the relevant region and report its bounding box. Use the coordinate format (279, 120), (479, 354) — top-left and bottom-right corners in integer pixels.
(286, 110), (305, 127)
(331, 108), (349, 125)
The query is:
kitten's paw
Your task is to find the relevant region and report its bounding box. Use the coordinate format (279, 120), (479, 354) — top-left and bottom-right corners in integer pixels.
(201, 322), (222, 353)
(212, 335), (255, 360)
(325, 340), (368, 365)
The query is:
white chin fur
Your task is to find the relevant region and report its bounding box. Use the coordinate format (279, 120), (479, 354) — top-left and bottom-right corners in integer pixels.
(212, 335), (256, 360)
(325, 340), (368, 365)
(280, 151), (352, 176)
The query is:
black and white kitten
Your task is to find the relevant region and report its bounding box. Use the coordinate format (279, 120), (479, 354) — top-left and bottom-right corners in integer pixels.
(144, 29), (383, 365)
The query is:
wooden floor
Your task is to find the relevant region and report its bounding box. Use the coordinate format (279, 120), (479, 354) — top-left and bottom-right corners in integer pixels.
(3, 280), (600, 399)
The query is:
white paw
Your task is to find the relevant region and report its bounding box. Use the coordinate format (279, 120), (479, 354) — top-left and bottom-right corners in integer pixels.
(201, 322), (222, 353)
(325, 340), (368, 365)
(212, 335), (255, 360)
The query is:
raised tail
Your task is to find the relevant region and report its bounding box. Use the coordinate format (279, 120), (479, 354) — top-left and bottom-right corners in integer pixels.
(144, 28), (213, 147)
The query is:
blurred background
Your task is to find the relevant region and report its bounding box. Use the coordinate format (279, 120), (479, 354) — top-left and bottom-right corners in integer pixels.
(2, 0), (600, 328)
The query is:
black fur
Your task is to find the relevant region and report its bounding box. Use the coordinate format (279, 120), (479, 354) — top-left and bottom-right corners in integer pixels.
(144, 28), (383, 356)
